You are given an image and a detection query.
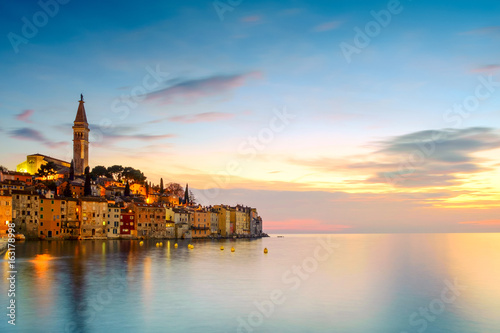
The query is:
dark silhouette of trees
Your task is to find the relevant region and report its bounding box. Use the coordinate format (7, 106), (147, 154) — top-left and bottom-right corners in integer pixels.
(124, 180), (130, 197)
(63, 182), (72, 197)
(69, 160), (74, 180)
(91, 165), (108, 178)
(36, 162), (58, 178)
(166, 182), (184, 198)
(84, 166), (91, 196)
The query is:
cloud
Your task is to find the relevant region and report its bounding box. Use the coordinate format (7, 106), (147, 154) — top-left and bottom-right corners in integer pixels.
(313, 21), (342, 32)
(145, 72), (262, 105)
(375, 127), (500, 163)
(471, 64), (500, 73)
(168, 112), (235, 123)
(93, 132), (175, 145)
(241, 15), (261, 23)
(15, 109), (34, 123)
(265, 219), (351, 233)
(9, 128), (67, 149)
(460, 219), (500, 226)
(291, 127), (500, 189)
(461, 26), (500, 36)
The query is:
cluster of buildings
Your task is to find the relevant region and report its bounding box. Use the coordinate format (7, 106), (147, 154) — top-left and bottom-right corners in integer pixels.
(0, 95), (264, 240)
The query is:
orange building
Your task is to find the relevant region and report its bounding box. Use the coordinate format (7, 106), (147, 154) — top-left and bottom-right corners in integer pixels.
(0, 170), (33, 185)
(129, 203), (166, 238)
(57, 181), (85, 198)
(0, 190), (12, 236)
(39, 197), (62, 239)
(192, 209), (211, 238)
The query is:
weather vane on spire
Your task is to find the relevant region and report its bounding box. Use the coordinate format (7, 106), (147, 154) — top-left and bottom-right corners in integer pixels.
(80, 94), (84, 102)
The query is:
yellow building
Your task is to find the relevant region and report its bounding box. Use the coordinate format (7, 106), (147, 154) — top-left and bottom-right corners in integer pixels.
(130, 183), (146, 196)
(16, 153), (70, 175)
(80, 197), (108, 238)
(230, 206), (246, 235)
(214, 205), (231, 237)
(0, 190), (12, 236)
(61, 198), (81, 238)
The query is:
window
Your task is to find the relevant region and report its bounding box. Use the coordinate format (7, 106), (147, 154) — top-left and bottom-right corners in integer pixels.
(51, 200), (54, 204)
(56, 231), (58, 235)
(41, 199), (43, 203)
(41, 222), (43, 226)
(56, 223), (59, 227)
(41, 207), (43, 211)
(131, 216), (134, 220)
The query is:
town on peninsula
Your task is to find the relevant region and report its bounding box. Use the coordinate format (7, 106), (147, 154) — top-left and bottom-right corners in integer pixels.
(0, 96), (265, 241)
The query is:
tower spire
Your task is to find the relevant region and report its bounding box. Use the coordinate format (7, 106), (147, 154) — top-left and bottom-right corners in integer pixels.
(73, 94), (90, 176)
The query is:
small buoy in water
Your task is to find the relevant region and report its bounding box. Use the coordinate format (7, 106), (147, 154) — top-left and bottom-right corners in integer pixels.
(264, 248), (268, 254)
(220, 246), (224, 251)
(156, 243), (159, 247)
(160, 242), (163, 246)
(139, 241), (144, 246)
(174, 243), (178, 248)
(231, 247), (235, 252)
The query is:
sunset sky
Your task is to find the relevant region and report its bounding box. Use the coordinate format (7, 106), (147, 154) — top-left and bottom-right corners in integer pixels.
(1, 0), (500, 233)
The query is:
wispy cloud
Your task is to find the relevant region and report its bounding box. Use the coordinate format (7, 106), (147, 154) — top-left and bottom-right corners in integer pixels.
(168, 112), (235, 123)
(471, 64), (500, 73)
(460, 219), (500, 226)
(313, 20), (342, 32)
(461, 26), (500, 36)
(145, 72), (262, 105)
(10, 128), (67, 149)
(265, 219), (351, 233)
(291, 127), (500, 189)
(15, 109), (34, 123)
(241, 15), (261, 23)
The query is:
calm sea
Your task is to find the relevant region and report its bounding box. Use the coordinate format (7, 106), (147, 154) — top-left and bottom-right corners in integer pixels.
(1, 234), (499, 333)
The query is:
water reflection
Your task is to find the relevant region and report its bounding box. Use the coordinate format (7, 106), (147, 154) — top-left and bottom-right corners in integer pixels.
(0, 235), (499, 332)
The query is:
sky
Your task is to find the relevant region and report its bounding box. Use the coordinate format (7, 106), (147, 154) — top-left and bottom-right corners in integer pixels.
(1, 0), (500, 233)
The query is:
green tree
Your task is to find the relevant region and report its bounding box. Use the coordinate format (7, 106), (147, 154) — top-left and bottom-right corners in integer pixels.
(37, 162), (58, 178)
(91, 165), (108, 178)
(69, 160), (74, 181)
(0, 165), (8, 172)
(189, 190), (196, 205)
(107, 165), (124, 181)
(124, 180), (130, 197)
(84, 166), (91, 196)
(63, 182), (72, 197)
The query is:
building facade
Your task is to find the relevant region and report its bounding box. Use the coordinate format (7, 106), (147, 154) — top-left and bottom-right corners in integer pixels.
(12, 190), (39, 239)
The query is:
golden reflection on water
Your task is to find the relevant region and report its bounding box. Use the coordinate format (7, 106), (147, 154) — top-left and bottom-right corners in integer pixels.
(30, 254), (54, 317)
(444, 233), (500, 322)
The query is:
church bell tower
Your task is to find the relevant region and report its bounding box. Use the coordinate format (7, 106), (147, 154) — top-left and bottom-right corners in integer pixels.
(73, 94), (90, 176)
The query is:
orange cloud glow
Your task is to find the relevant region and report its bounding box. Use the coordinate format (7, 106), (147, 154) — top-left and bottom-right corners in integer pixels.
(460, 219), (500, 226)
(265, 219), (352, 232)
